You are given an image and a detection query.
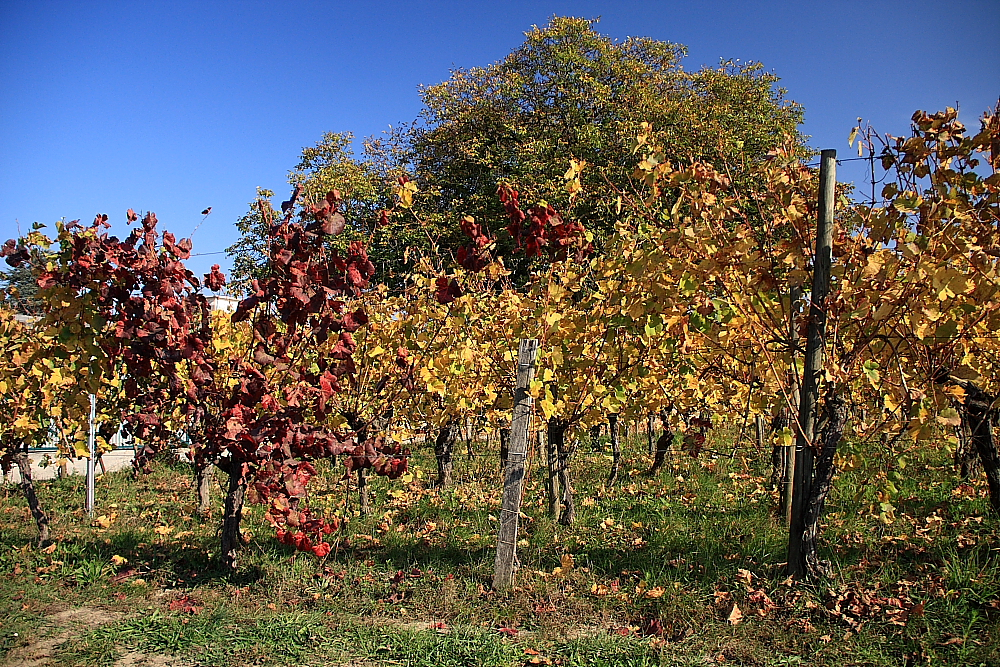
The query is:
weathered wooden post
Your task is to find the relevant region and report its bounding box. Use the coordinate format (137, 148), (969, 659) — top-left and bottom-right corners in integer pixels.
(85, 393), (96, 516)
(493, 339), (539, 590)
(787, 149), (835, 578)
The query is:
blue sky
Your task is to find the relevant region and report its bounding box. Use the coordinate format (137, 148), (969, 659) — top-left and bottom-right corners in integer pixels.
(2, 0), (997, 278)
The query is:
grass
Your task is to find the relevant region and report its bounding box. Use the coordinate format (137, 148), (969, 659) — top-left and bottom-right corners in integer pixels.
(1, 427), (998, 666)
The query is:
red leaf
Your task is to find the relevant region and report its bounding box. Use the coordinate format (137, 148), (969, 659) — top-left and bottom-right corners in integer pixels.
(434, 277), (462, 305)
(204, 264), (226, 291)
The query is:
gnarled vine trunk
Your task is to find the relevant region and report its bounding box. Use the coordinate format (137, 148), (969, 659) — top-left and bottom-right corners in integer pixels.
(607, 414), (622, 487)
(935, 374), (1000, 513)
(800, 391), (848, 580)
(357, 469), (370, 516)
(195, 457), (214, 516)
(219, 458), (248, 570)
(770, 407), (791, 505)
(548, 418), (575, 525)
(543, 427), (560, 519)
(956, 385), (1000, 513)
(647, 413), (656, 455)
(13, 448), (50, 547)
(589, 424), (601, 450)
(646, 411), (674, 476)
(435, 419), (458, 488)
(955, 417), (980, 480)
(499, 427), (510, 471)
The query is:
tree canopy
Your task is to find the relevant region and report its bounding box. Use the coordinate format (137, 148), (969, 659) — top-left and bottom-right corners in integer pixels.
(401, 16), (805, 272)
(229, 16), (806, 287)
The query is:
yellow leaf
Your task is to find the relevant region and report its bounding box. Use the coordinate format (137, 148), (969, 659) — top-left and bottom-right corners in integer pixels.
(560, 553), (575, 572)
(111, 555), (128, 566)
(154, 525), (173, 536)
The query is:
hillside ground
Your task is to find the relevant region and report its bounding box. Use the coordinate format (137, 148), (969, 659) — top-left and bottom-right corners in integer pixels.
(1, 427), (998, 666)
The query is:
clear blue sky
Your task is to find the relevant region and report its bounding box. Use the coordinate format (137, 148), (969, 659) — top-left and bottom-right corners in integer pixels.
(2, 0), (997, 278)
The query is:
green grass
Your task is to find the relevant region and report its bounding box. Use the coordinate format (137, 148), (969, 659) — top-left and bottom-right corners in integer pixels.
(1, 430), (998, 666)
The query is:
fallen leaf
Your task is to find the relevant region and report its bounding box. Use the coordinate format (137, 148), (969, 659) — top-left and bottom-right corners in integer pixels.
(727, 602), (743, 625)
(168, 595), (202, 615)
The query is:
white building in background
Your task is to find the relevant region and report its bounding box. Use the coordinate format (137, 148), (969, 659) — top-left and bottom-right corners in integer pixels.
(206, 295), (239, 312)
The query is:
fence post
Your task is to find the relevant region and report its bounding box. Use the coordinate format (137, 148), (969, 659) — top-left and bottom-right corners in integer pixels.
(787, 149), (836, 577)
(493, 338), (539, 590)
(86, 393), (96, 516)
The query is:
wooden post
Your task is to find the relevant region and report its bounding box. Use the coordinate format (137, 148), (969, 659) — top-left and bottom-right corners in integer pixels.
(788, 149), (835, 578)
(493, 339), (539, 590)
(86, 393), (96, 516)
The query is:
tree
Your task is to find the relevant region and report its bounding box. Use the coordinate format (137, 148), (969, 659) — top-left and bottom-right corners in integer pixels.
(227, 133), (416, 294)
(398, 16), (805, 276)
(0, 229), (53, 315)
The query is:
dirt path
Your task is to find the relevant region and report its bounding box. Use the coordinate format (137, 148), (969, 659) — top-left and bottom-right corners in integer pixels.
(1, 607), (192, 667)
(2, 607), (118, 667)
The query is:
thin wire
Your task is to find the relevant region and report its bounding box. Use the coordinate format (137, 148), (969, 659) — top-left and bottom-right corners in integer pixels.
(802, 155), (878, 167)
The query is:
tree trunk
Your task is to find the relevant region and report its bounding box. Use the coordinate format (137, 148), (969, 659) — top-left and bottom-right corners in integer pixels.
(435, 419), (458, 488)
(646, 412), (674, 475)
(548, 419), (575, 525)
(219, 460), (248, 570)
(14, 449), (50, 547)
(357, 468), (370, 516)
(607, 414), (622, 487)
(195, 459), (214, 516)
(796, 391), (848, 579)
